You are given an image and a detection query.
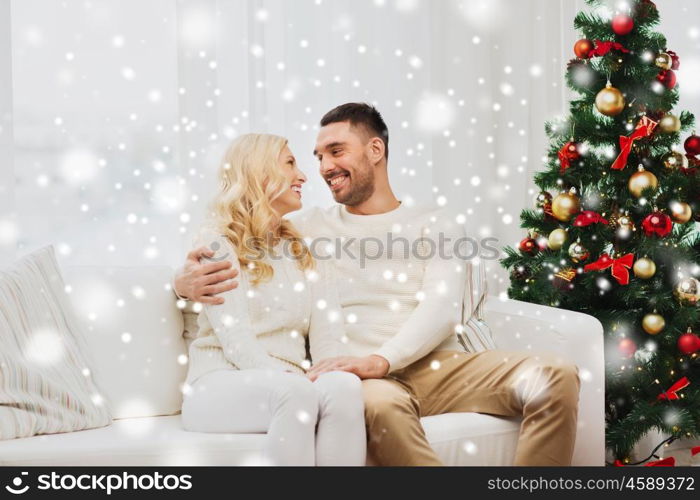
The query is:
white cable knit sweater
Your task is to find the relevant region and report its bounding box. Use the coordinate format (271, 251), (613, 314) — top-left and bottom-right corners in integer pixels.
(184, 226), (342, 386)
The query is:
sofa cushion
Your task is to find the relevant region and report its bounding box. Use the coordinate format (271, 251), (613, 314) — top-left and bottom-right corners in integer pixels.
(422, 412), (520, 466)
(0, 246), (112, 440)
(62, 266), (187, 419)
(0, 415), (266, 466)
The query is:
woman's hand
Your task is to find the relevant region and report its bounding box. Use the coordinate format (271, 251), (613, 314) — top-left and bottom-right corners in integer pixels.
(306, 355), (390, 381)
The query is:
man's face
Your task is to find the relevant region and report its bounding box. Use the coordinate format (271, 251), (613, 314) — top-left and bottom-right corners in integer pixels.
(314, 121), (375, 206)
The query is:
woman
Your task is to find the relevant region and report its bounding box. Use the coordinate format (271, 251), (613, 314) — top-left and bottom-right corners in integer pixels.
(180, 133), (365, 466)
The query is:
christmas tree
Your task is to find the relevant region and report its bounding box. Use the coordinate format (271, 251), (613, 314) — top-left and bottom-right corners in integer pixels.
(500, 0), (700, 464)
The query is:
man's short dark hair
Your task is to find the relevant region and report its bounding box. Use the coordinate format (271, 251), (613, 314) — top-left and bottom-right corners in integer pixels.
(320, 103), (389, 160)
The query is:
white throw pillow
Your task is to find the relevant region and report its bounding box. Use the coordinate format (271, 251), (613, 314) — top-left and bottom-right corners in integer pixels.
(0, 246), (112, 440)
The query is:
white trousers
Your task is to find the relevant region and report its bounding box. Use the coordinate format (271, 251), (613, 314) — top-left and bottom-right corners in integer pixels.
(181, 369), (366, 466)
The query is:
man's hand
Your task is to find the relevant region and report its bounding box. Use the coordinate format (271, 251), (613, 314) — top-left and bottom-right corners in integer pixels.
(306, 355), (390, 381)
(173, 246), (239, 305)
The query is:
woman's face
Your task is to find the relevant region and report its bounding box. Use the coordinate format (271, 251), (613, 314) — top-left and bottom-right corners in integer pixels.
(270, 145), (307, 217)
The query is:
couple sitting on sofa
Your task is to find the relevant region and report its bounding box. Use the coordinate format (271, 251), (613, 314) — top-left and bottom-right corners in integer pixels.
(172, 102), (581, 466)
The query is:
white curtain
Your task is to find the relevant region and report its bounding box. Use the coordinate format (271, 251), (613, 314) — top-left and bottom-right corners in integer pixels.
(0, 0), (13, 266)
(2, 0), (699, 295)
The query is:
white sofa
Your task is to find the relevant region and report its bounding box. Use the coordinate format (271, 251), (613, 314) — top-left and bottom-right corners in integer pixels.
(0, 265), (606, 466)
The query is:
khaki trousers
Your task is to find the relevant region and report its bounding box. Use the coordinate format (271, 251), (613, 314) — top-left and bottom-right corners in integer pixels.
(362, 349), (580, 466)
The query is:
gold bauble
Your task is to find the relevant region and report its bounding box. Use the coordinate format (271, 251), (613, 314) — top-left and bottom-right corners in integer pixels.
(670, 201), (693, 224)
(674, 277), (700, 306)
(654, 52), (673, 70)
(658, 114), (681, 133)
(609, 210), (635, 230)
(615, 212), (636, 240)
(551, 190), (581, 222)
(595, 83), (625, 116)
(642, 313), (665, 335)
(633, 257), (656, 279)
(616, 214), (635, 231)
(663, 151), (689, 171)
(547, 228), (569, 250)
(628, 166), (658, 198)
(567, 240), (590, 263)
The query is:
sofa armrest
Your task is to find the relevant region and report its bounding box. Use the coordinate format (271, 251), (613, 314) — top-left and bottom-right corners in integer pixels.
(483, 295), (606, 466)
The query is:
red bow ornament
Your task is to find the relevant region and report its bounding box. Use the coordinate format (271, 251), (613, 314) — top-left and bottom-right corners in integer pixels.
(645, 457), (675, 466)
(588, 40), (630, 58)
(574, 210), (609, 227)
(558, 141), (580, 173)
(666, 50), (680, 70)
(584, 253), (634, 285)
(657, 377), (690, 401)
(611, 116), (658, 170)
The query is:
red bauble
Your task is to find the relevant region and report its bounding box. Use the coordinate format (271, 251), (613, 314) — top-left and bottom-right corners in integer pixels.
(684, 135), (700, 156)
(618, 338), (637, 358)
(519, 237), (538, 255)
(574, 39), (594, 58)
(641, 211), (673, 237)
(612, 14), (634, 35)
(677, 331), (700, 354)
(657, 69), (677, 89)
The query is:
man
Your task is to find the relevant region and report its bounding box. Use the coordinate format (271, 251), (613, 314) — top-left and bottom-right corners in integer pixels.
(173, 103), (580, 466)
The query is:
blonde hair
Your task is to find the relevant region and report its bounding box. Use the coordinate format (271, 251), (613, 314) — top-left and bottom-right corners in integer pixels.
(206, 133), (314, 286)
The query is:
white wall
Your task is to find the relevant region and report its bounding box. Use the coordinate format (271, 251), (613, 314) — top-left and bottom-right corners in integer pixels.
(3, 0), (700, 295)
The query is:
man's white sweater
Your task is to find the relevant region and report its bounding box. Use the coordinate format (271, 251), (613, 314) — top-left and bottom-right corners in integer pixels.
(291, 202), (468, 372)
